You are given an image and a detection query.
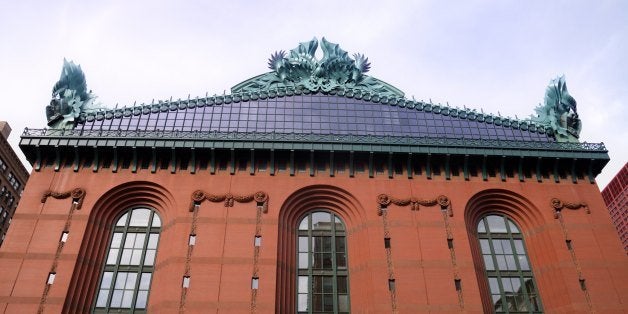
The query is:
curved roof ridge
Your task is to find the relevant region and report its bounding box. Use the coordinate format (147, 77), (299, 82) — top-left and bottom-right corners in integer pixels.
(78, 86), (550, 136)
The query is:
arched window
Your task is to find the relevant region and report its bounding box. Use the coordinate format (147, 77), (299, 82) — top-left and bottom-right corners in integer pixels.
(477, 214), (543, 313)
(297, 211), (349, 314)
(93, 207), (161, 313)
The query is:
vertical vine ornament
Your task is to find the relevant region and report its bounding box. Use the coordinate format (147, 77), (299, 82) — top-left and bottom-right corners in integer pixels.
(550, 197), (592, 311)
(38, 188), (86, 314)
(376, 194), (397, 313)
(376, 193), (457, 312)
(180, 190), (269, 313)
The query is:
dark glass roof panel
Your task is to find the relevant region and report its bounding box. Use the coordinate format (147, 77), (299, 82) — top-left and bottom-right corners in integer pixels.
(78, 94), (552, 142)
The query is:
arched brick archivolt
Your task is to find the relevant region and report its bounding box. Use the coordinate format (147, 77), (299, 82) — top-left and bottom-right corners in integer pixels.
(464, 189), (553, 313)
(62, 181), (175, 313)
(275, 185), (370, 313)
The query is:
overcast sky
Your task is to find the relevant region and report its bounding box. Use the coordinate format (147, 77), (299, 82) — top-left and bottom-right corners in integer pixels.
(0, 0), (626, 189)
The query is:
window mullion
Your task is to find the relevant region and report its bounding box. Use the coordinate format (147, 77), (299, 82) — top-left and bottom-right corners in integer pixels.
(98, 229), (117, 311)
(307, 213), (313, 314)
(331, 214), (338, 314)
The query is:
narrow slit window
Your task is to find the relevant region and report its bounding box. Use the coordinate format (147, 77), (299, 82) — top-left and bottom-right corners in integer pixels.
(47, 273), (56, 285)
(60, 231), (69, 243)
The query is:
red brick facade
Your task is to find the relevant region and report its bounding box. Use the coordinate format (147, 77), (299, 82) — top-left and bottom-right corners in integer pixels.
(1, 164), (626, 313)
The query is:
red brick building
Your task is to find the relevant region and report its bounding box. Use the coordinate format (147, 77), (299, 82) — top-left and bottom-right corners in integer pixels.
(1, 39), (627, 313)
(0, 121), (29, 246)
(602, 162), (628, 251)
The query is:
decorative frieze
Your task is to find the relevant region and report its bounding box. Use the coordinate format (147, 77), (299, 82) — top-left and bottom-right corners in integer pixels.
(550, 197), (589, 219)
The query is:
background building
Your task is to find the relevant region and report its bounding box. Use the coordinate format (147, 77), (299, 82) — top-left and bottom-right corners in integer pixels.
(602, 162), (628, 252)
(1, 39), (626, 313)
(0, 121), (29, 246)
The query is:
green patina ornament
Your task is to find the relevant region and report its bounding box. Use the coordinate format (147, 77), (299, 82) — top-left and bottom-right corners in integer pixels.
(47, 59), (104, 129)
(232, 37), (404, 98)
(531, 76), (581, 142)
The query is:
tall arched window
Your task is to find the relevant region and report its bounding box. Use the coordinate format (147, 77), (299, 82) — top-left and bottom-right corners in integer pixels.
(93, 207), (161, 313)
(477, 214), (543, 313)
(297, 211), (349, 314)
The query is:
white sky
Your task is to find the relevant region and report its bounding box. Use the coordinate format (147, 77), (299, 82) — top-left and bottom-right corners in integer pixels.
(0, 0), (626, 189)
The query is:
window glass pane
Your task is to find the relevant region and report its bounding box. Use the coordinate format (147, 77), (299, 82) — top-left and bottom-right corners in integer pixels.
(518, 255), (530, 270)
(322, 253), (333, 269)
(96, 290), (110, 307)
(334, 216), (345, 230)
(483, 255), (495, 270)
(311, 212), (332, 230)
(129, 208), (151, 226)
(111, 290), (123, 307)
(492, 295), (503, 309)
(335, 236), (346, 252)
(134, 234), (146, 248)
(120, 249), (132, 264)
(338, 294), (349, 312)
(151, 214), (161, 227)
(124, 234), (136, 248)
(121, 290), (134, 308)
(506, 255), (517, 270)
(501, 240), (513, 254)
(297, 294), (308, 311)
(492, 240), (503, 254)
(298, 236), (308, 252)
(144, 250), (156, 266)
(298, 216), (309, 230)
(136, 290), (148, 309)
(115, 273), (127, 289)
(514, 240), (525, 254)
(298, 252), (309, 269)
(125, 273), (138, 289)
(524, 277), (535, 294)
(116, 214), (128, 226)
(106, 249), (119, 265)
(495, 255), (507, 270)
(101, 271), (113, 288)
(336, 253), (347, 268)
(480, 239), (491, 254)
(131, 250), (142, 265)
(298, 276), (309, 293)
(501, 277), (514, 292)
(486, 215), (507, 233)
(488, 277), (500, 294)
(322, 237), (332, 251)
(477, 220), (486, 233)
(148, 233), (159, 249)
(140, 273), (152, 290)
(111, 233), (123, 248)
(337, 276), (347, 293)
(508, 220), (520, 233)
(510, 277), (522, 293)
(323, 295), (333, 311)
(323, 276), (333, 293)
(313, 276), (323, 293)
